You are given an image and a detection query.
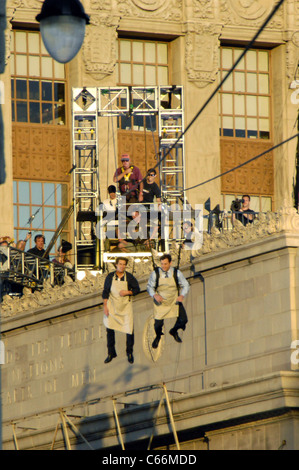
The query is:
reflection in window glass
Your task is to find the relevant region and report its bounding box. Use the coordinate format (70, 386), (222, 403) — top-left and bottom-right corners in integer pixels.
(11, 30), (66, 125)
(13, 181), (70, 255)
(219, 47), (271, 139)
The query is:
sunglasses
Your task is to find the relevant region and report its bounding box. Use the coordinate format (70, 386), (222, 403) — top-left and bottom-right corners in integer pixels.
(148, 173), (156, 177)
(121, 159), (130, 162)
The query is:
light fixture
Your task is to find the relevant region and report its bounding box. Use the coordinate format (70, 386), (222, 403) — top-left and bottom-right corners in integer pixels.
(36, 0), (90, 64)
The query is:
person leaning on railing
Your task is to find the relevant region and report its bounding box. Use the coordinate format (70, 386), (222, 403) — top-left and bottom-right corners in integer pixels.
(232, 195), (255, 227)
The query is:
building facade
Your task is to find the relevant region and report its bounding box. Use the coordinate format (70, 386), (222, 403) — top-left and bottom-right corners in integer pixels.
(0, 0), (298, 252)
(0, 0), (299, 451)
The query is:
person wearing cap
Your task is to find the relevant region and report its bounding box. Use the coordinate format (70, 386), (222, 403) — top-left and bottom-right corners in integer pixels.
(113, 154), (143, 203)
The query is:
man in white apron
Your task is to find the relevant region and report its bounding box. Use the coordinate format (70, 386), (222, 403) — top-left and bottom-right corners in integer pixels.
(147, 254), (190, 349)
(102, 257), (140, 364)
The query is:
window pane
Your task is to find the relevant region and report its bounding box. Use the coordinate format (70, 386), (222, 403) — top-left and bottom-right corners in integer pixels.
(258, 96), (269, 117)
(234, 95), (245, 115)
(54, 61), (65, 79)
(259, 118), (269, 131)
(235, 117), (245, 137)
(247, 117), (258, 138)
(42, 81), (52, 101)
(31, 209), (43, 229)
(246, 95), (257, 115)
(15, 32), (27, 53)
(54, 103), (65, 124)
(145, 42), (155, 63)
(157, 43), (167, 64)
(132, 41), (143, 62)
(157, 66), (168, 85)
(120, 40), (131, 61)
(145, 65), (156, 85)
(247, 73), (257, 93)
(133, 64), (143, 85)
(41, 56), (53, 76)
(222, 94), (233, 114)
(261, 197), (271, 211)
(120, 63), (131, 83)
(44, 183), (55, 205)
(234, 49), (245, 70)
(31, 182), (42, 204)
(222, 73), (233, 91)
(223, 116), (233, 136)
(28, 33), (39, 54)
(29, 102), (40, 123)
(19, 205), (30, 227)
(54, 82), (65, 102)
(16, 79), (27, 99)
(222, 48), (233, 68)
(29, 80), (40, 100)
(258, 74), (269, 94)
(16, 55), (27, 75)
(16, 101), (28, 122)
(235, 72), (245, 92)
(258, 51), (269, 72)
(44, 207), (56, 229)
(42, 103), (53, 124)
(19, 182), (30, 204)
(29, 55), (39, 76)
(247, 50), (257, 70)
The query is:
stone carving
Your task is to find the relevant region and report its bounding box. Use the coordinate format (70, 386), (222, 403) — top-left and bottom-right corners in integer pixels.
(82, 14), (119, 80)
(117, 0), (182, 20)
(2, 204), (299, 317)
(185, 23), (221, 88)
(220, 0), (284, 28)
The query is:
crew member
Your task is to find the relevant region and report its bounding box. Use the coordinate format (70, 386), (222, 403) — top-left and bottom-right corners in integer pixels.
(113, 154), (143, 203)
(232, 195), (255, 227)
(147, 253), (189, 349)
(102, 257), (140, 364)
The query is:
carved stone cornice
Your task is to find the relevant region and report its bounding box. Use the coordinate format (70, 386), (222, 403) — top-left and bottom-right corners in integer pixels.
(185, 21), (222, 88)
(2, 204), (299, 318)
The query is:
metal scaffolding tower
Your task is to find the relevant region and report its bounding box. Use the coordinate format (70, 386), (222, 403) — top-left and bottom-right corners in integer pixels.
(71, 86), (185, 270)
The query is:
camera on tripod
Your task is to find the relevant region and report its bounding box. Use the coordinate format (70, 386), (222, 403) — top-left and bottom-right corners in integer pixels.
(230, 198), (244, 212)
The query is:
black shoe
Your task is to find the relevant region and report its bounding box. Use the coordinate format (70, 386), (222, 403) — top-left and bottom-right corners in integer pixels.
(169, 328), (182, 343)
(127, 353), (134, 364)
(152, 335), (161, 349)
(104, 352), (117, 363)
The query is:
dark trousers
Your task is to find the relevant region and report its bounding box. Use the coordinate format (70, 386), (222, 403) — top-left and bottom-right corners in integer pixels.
(106, 328), (134, 355)
(154, 303), (188, 337)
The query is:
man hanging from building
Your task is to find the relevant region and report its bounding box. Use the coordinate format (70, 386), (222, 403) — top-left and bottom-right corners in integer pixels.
(102, 257), (140, 364)
(147, 253), (190, 349)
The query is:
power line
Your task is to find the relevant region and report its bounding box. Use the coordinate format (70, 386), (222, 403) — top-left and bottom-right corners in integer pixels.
(124, 0), (286, 197)
(184, 132), (299, 192)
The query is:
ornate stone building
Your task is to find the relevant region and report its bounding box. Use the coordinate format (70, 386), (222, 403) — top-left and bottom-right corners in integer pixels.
(0, 0), (299, 451)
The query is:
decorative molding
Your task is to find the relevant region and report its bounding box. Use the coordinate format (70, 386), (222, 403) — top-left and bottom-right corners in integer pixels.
(185, 22), (222, 88)
(220, 0), (284, 28)
(3, 204), (299, 317)
(82, 14), (119, 81)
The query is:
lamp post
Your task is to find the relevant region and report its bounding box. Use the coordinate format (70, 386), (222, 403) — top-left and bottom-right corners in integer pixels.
(36, 0), (90, 64)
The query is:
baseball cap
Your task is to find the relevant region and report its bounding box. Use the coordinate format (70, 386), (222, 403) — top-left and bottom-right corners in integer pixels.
(121, 154), (130, 161)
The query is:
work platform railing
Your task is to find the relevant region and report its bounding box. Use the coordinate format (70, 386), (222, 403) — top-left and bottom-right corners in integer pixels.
(0, 246), (75, 294)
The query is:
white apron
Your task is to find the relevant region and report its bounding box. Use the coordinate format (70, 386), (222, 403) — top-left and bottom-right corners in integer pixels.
(103, 273), (133, 334)
(154, 274), (179, 320)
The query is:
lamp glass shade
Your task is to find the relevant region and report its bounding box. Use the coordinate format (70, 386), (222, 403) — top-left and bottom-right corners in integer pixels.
(40, 15), (86, 63)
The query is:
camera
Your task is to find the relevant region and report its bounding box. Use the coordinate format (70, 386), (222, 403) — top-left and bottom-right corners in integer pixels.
(230, 199), (243, 211)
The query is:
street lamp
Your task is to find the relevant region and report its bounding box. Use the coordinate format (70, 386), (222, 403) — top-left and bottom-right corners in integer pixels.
(36, 0), (90, 64)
